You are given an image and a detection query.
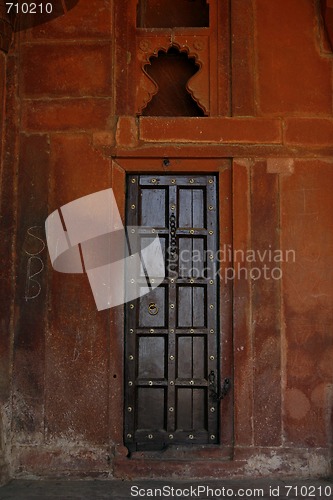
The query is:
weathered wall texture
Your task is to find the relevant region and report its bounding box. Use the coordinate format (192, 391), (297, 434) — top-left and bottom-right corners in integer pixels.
(0, 2), (14, 484)
(0, 0), (332, 482)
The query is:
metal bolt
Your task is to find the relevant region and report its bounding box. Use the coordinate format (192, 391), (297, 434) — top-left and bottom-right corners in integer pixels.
(190, 329), (194, 333)
(210, 305), (214, 309)
(170, 355), (175, 361)
(209, 230), (214, 235)
(210, 434), (215, 440)
(190, 229), (194, 234)
(190, 380), (194, 385)
(210, 280), (214, 285)
(209, 206), (214, 211)
(151, 178), (157, 184)
(189, 179), (194, 184)
(130, 279), (135, 283)
(210, 329), (215, 334)
(129, 355), (134, 360)
(128, 381), (133, 386)
(130, 329), (134, 333)
(148, 434), (153, 439)
(131, 228), (135, 233)
(169, 407), (174, 412)
(171, 179), (176, 184)
(131, 178), (136, 183)
(127, 407), (132, 412)
(190, 279), (194, 284)
(170, 329), (175, 334)
(127, 433), (132, 438)
(170, 381), (174, 385)
(151, 229), (155, 233)
(150, 328), (154, 333)
(189, 434), (194, 440)
(170, 278), (175, 283)
(149, 381), (153, 386)
(131, 204), (136, 210)
(130, 304), (134, 309)
(209, 179), (214, 184)
(170, 304), (175, 309)
(169, 434), (174, 439)
(171, 205), (176, 211)
(209, 255), (214, 260)
(210, 407), (215, 412)
(210, 355), (215, 360)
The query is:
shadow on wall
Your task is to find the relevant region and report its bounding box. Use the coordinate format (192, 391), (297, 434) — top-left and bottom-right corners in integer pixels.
(0, 410), (9, 485)
(0, 0), (80, 53)
(321, 0), (333, 50)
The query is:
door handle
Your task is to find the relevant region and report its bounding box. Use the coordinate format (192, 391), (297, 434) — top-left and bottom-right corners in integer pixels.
(209, 371), (231, 401)
(148, 302), (159, 315)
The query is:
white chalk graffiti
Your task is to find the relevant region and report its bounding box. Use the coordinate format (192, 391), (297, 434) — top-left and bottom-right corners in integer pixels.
(24, 226), (45, 301)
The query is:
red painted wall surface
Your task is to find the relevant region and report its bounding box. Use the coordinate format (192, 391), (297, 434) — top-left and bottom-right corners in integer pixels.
(0, 0), (332, 480)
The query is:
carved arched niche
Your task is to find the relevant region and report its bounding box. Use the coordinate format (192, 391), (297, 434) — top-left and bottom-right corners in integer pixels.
(137, 41), (209, 116)
(135, 0), (214, 115)
(142, 46), (205, 116)
(115, 0), (225, 116)
(137, 0), (209, 28)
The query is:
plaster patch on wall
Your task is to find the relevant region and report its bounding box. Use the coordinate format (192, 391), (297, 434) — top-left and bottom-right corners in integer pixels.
(285, 388), (311, 420)
(307, 453), (331, 477)
(267, 158), (294, 175)
(232, 158), (253, 169)
(311, 383), (330, 408)
(11, 392), (43, 445)
(244, 450), (331, 478)
(244, 453), (283, 476)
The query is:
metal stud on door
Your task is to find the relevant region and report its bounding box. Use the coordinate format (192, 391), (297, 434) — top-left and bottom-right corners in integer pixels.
(124, 174), (219, 451)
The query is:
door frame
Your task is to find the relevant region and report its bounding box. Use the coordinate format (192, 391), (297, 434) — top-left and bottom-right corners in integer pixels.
(109, 157), (233, 464)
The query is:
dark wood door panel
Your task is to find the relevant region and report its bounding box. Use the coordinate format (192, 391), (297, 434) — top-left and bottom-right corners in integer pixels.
(140, 187), (168, 227)
(138, 286), (167, 328)
(137, 336), (167, 379)
(125, 174), (219, 451)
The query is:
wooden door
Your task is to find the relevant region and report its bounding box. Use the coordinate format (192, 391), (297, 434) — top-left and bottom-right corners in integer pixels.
(124, 174), (220, 451)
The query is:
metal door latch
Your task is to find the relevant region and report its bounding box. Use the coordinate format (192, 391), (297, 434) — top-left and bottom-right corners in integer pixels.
(148, 302), (159, 315)
(209, 371), (231, 401)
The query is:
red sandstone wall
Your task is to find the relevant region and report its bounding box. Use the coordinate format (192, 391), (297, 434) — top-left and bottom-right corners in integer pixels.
(282, 160), (333, 447)
(0, 48), (9, 483)
(11, 0), (114, 476)
(0, 0), (332, 480)
(0, 7), (17, 479)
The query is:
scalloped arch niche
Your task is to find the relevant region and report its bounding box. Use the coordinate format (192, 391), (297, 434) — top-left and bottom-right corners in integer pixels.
(142, 46), (205, 117)
(135, 0), (214, 116)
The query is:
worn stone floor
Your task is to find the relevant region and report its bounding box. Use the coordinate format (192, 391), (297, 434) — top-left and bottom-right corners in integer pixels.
(0, 478), (332, 499)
